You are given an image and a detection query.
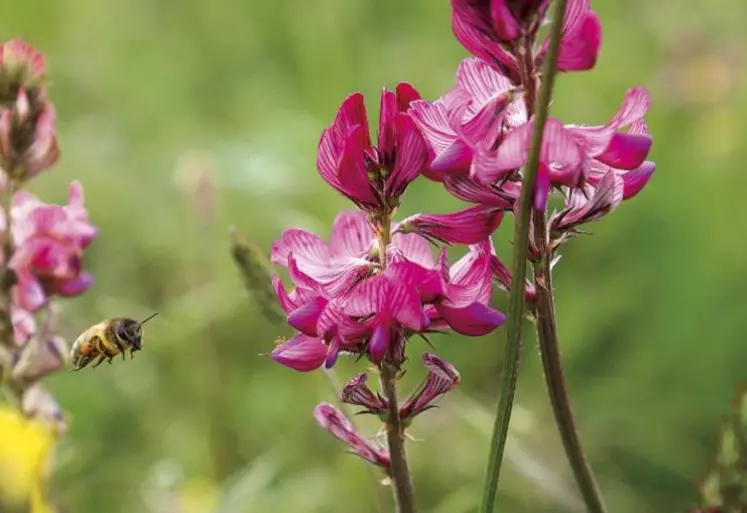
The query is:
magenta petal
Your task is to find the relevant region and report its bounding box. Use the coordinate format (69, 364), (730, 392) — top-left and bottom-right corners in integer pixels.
(13, 270), (46, 311)
(390, 232), (435, 268)
(378, 88), (397, 156)
(55, 272), (94, 297)
(480, 120), (532, 180)
(408, 99), (459, 157)
(490, 0), (520, 41)
(287, 296), (328, 336)
(325, 336), (342, 368)
(443, 175), (516, 208)
(396, 83), (421, 111)
(456, 57), (514, 106)
(329, 210), (374, 260)
(401, 206), (504, 245)
(556, 11), (602, 72)
(337, 125), (379, 207)
(595, 133), (652, 170)
(430, 138), (473, 175)
(387, 114), (428, 198)
(270, 228), (329, 274)
(334, 93), (371, 145)
(451, 0), (518, 72)
(459, 89), (516, 149)
(389, 281), (428, 332)
(369, 325), (391, 364)
(622, 161), (656, 199)
(436, 301), (506, 336)
(533, 163), (552, 211)
(270, 334), (327, 372)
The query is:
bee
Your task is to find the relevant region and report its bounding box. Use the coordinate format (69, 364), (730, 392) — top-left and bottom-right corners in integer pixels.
(70, 313), (159, 371)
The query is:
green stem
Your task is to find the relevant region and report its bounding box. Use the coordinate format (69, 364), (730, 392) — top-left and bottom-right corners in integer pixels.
(380, 363), (417, 513)
(321, 368), (389, 513)
(479, 1), (569, 511)
(532, 219), (607, 512)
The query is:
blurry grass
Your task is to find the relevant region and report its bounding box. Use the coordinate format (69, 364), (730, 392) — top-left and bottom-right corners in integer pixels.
(1, 0), (746, 511)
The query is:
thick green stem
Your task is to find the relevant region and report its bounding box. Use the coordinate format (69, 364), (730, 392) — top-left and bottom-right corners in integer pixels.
(380, 363), (417, 513)
(532, 212), (607, 512)
(479, 1), (569, 511)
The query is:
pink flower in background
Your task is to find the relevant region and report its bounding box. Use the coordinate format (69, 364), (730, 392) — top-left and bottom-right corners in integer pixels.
(269, 211), (505, 371)
(0, 39), (46, 87)
(9, 181), (97, 315)
(451, 0), (602, 77)
(317, 84), (428, 212)
(314, 402), (391, 470)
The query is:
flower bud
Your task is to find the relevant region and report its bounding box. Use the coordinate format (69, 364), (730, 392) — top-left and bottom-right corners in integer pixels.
(0, 39), (46, 95)
(314, 402), (391, 470)
(400, 353), (460, 422)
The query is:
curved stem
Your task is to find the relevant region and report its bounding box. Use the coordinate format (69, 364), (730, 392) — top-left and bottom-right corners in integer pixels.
(380, 363), (417, 513)
(531, 219), (607, 513)
(479, 1), (569, 511)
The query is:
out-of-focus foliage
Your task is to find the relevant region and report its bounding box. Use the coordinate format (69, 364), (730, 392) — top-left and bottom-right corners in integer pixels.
(1, 0), (746, 511)
(698, 387), (747, 510)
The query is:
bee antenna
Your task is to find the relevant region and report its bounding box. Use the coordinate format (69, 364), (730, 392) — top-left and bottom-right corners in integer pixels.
(139, 312), (159, 326)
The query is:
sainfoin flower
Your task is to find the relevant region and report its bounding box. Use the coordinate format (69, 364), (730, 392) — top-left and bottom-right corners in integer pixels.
(317, 84), (428, 212)
(314, 402), (390, 470)
(9, 181), (97, 324)
(269, 210), (505, 371)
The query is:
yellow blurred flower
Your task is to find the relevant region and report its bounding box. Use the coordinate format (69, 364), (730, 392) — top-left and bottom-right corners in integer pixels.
(0, 407), (57, 513)
(178, 478), (220, 513)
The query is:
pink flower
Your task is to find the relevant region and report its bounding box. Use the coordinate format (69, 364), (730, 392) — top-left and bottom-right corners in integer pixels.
(474, 87), (653, 210)
(397, 205), (505, 245)
(9, 181), (97, 312)
(451, 0), (601, 77)
(314, 402), (391, 470)
(317, 84), (428, 212)
(269, 334), (328, 372)
(400, 353), (461, 422)
(409, 58), (526, 181)
(270, 211), (506, 370)
(0, 39), (46, 88)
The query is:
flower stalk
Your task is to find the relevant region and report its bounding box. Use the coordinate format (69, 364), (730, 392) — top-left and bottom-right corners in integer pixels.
(480, 0), (569, 511)
(531, 242), (607, 512)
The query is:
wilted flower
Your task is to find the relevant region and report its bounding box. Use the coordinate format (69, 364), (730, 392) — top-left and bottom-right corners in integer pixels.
(317, 84), (428, 213)
(9, 181), (97, 315)
(314, 402), (391, 470)
(269, 211), (505, 370)
(400, 353), (461, 422)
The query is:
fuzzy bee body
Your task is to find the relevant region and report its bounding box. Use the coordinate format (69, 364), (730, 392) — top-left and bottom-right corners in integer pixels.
(70, 313), (157, 371)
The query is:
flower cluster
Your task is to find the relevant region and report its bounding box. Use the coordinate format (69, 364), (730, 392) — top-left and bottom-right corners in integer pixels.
(260, 0), (655, 487)
(0, 39), (95, 453)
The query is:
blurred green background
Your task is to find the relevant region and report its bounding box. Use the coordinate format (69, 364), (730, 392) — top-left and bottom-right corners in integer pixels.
(3, 0), (747, 511)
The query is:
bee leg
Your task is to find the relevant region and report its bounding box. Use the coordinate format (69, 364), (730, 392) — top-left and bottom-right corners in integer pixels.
(91, 355), (108, 369)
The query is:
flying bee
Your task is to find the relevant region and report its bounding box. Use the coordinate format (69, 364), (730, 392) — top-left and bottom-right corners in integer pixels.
(70, 313), (159, 371)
